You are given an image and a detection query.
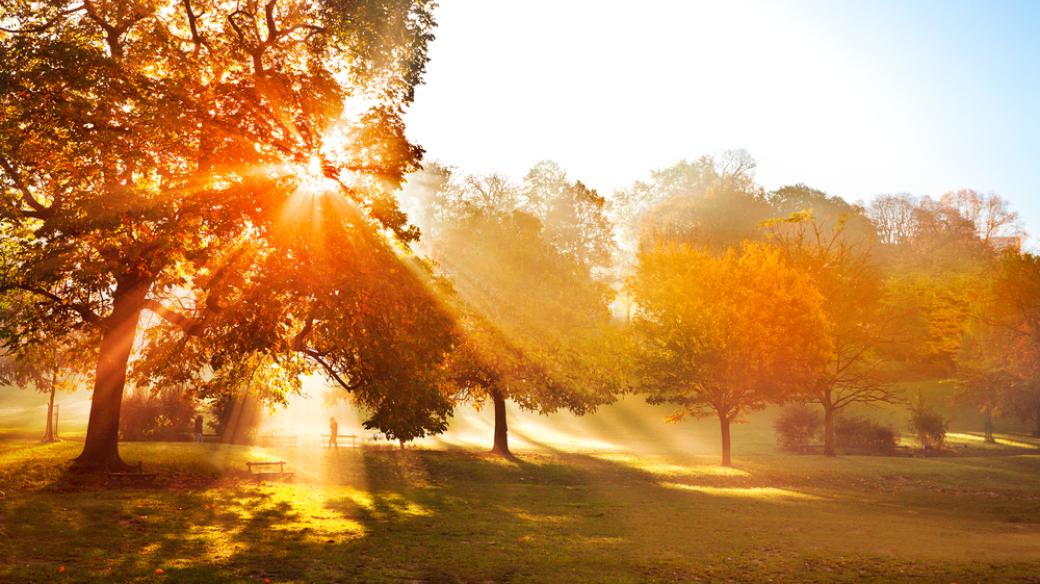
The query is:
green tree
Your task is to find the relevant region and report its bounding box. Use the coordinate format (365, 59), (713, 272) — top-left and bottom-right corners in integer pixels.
(413, 165), (623, 456)
(0, 0), (438, 470)
(628, 242), (830, 466)
(767, 184), (876, 245)
(613, 151), (771, 256)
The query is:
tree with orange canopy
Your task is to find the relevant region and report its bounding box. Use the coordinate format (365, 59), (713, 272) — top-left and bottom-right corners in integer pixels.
(628, 242), (830, 466)
(0, 0), (442, 470)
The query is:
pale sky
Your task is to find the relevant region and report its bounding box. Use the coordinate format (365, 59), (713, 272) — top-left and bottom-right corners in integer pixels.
(405, 0), (1040, 241)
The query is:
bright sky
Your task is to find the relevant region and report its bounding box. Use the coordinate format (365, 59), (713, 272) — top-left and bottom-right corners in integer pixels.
(405, 0), (1040, 240)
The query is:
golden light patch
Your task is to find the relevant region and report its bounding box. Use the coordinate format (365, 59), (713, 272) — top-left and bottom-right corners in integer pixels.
(946, 432), (1040, 449)
(661, 482), (821, 501)
(593, 453), (751, 478)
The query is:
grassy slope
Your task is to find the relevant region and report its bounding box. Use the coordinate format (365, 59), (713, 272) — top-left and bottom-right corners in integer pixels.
(1, 438), (1039, 583)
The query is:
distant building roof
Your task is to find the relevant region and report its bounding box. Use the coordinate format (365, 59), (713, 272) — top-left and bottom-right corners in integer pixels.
(989, 235), (1022, 252)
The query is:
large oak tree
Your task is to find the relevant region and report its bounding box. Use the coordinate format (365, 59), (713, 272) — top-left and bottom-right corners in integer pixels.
(0, 0), (440, 470)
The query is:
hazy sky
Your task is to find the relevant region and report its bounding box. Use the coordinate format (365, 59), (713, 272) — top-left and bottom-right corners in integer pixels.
(405, 0), (1040, 241)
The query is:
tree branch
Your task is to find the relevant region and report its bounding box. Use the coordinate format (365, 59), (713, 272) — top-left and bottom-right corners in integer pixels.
(143, 299), (200, 335)
(180, 0), (205, 52)
(302, 348), (361, 391)
(0, 4), (85, 33)
(290, 318), (361, 391)
(0, 156), (53, 218)
(0, 284), (103, 328)
(264, 0), (279, 43)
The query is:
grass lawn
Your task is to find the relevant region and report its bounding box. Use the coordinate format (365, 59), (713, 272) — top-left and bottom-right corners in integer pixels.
(1, 434), (1039, 583)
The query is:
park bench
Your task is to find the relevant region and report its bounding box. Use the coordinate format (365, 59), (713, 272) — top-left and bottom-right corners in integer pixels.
(321, 433), (359, 447)
(106, 461), (157, 486)
(246, 460), (294, 481)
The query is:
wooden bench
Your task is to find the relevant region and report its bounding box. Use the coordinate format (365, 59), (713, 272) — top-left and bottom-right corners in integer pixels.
(246, 460), (294, 481)
(106, 461), (157, 486)
(321, 434), (358, 447)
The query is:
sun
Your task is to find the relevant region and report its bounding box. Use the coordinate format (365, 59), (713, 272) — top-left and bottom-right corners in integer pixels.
(295, 154), (341, 197)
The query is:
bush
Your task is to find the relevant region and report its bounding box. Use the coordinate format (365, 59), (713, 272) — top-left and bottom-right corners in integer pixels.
(120, 388), (197, 441)
(774, 405), (821, 452)
(909, 403), (948, 450)
(834, 415), (898, 454)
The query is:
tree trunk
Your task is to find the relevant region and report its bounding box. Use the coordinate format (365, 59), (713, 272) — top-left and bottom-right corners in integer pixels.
(720, 415), (732, 467)
(490, 390), (511, 457)
(983, 407), (995, 443)
(73, 279), (149, 472)
(823, 405), (836, 456)
(42, 384), (56, 443)
(1033, 407), (1040, 438)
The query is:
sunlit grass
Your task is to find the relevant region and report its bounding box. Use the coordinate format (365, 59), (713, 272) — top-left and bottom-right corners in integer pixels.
(660, 482), (822, 501)
(2, 437), (1039, 583)
(591, 452), (751, 478)
(947, 431), (1040, 450)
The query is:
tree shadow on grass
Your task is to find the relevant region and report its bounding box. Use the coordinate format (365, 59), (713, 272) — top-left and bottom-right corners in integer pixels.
(3, 444), (1040, 583)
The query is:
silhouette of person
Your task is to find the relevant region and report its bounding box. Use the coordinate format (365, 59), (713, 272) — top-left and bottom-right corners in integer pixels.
(328, 417), (338, 449)
(194, 415), (204, 443)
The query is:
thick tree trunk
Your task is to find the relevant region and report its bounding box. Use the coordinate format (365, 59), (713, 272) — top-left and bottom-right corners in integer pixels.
(983, 407), (995, 444)
(823, 405), (836, 456)
(42, 384), (55, 443)
(73, 279), (149, 472)
(720, 415), (732, 467)
(490, 390), (511, 457)
(1033, 408), (1040, 438)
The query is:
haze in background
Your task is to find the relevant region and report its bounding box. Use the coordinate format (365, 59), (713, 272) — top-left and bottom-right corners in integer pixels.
(406, 0), (1040, 244)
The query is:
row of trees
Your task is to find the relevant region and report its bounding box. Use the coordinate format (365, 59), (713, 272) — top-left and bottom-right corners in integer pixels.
(6, 135), (1039, 467)
(3, 2), (1039, 469)
(397, 153), (1038, 465)
(617, 156), (1038, 464)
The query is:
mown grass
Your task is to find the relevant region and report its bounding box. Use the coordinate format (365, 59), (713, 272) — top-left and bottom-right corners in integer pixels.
(1, 436), (1039, 583)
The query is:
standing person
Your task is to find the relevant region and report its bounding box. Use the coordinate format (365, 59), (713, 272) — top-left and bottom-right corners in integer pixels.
(328, 417), (338, 449)
(194, 415), (204, 443)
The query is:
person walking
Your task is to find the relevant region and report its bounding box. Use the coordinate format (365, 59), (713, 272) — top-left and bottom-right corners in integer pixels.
(328, 417), (338, 449)
(194, 415), (204, 443)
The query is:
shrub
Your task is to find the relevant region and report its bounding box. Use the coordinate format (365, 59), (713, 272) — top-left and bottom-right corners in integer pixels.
(120, 388), (197, 441)
(834, 415), (898, 454)
(774, 404), (821, 452)
(909, 403), (948, 450)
